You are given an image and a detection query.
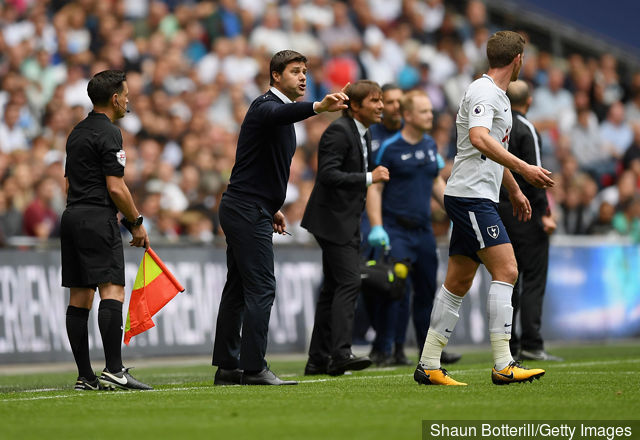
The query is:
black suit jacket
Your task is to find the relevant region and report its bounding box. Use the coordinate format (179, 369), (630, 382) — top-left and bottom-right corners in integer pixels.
(302, 115), (372, 245)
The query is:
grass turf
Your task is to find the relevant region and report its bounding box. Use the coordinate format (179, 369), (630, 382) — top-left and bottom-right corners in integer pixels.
(0, 343), (638, 440)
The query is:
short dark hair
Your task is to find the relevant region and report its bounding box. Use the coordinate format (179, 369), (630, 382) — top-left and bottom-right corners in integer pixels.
(486, 31), (525, 68)
(87, 70), (126, 106)
(343, 80), (382, 116)
(381, 83), (401, 93)
(269, 50), (307, 85)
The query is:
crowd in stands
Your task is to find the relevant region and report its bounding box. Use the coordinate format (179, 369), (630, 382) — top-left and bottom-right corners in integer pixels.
(1, 0), (640, 247)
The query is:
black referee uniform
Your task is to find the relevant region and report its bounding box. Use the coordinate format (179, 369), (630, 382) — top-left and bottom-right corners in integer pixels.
(498, 110), (549, 356)
(61, 111), (126, 288)
(61, 70), (151, 391)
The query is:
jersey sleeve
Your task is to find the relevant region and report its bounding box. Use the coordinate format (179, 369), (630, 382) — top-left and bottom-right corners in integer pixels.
(101, 126), (125, 177)
(467, 86), (496, 131)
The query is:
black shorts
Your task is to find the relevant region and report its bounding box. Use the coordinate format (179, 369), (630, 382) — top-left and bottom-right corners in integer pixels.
(60, 205), (125, 289)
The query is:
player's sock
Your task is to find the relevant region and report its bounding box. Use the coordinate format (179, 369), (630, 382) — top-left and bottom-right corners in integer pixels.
(419, 286), (463, 369)
(98, 299), (124, 373)
(66, 305), (95, 380)
(487, 281), (514, 371)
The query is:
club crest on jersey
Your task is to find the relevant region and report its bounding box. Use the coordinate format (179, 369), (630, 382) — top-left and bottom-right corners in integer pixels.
(472, 104), (485, 116)
(487, 225), (499, 239)
(116, 149), (126, 167)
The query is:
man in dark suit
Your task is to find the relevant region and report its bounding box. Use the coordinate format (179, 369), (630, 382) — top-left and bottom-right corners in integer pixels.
(498, 80), (562, 362)
(212, 50), (349, 386)
(302, 80), (390, 376)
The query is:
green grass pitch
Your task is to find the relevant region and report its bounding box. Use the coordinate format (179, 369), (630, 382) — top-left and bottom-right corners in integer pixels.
(1, 342), (638, 440)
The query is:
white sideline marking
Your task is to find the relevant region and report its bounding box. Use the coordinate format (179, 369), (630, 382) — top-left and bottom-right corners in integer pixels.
(2, 358), (638, 403)
(0, 374), (409, 402)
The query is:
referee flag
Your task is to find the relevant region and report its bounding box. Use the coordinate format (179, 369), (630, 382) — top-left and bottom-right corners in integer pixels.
(124, 248), (185, 345)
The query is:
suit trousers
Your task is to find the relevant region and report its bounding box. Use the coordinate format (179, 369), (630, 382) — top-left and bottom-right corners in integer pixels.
(308, 234), (362, 363)
(498, 205), (550, 353)
(212, 195), (276, 371)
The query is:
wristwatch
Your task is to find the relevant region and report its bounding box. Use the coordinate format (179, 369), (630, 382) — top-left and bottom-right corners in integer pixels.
(121, 215), (143, 232)
(131, 215), (144, 227)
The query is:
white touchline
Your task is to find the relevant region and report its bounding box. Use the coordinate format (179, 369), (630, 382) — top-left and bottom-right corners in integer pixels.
(2, 358), (638, 403)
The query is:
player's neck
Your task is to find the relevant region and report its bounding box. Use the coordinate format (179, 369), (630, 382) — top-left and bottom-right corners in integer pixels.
(485, 68), (512, 92)
(401, 125), (424, 145)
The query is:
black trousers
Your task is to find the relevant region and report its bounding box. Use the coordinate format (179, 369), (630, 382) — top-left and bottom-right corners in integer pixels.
(308, 233), (361, 363)
(498, 205), (550, 353)
(212, 195), (276, 371)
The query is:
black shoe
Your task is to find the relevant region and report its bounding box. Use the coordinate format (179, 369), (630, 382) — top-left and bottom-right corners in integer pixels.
(377, 354), (395, 366)
(369, 349), (392, 366)
(214, 368), (243, 385)
(74, 376), (103, 391)
(241, 368), (298, 385)
(327, 354), (372, 376)
(99, 367), (153, 390)
(304, 359), (328, 375)
(520, 349), (563, 362)
(368, 349), (384, 365)
(440, 351), (462, 364)
(393, 346), (413, 366)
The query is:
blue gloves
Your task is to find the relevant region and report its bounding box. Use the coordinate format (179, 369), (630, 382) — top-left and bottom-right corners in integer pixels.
(368, 225), (390, 248)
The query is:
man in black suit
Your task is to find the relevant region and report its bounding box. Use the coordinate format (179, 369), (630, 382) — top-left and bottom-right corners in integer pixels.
(302, 80), (390, 376)
(498, 80), (562, 362)
(212, 50), (349, 386)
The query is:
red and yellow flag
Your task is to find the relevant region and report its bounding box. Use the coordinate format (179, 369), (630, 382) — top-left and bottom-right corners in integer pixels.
(124, 248), (184, 345)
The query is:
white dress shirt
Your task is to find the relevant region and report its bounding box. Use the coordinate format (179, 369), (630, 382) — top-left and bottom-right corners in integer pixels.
(353, 118), (373, 186)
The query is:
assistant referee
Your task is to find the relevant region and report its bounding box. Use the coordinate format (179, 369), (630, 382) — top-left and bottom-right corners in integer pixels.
(62, 70), (151, 391)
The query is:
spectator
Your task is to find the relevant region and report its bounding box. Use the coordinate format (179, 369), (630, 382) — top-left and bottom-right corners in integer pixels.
(558, 174), (598, 235)
(22, 176), (60, 239)
(528, 67), (574, 150)
(597, 170), (638, 210)
(622, 123), (640, 173)
(587, 201), (616, 236)
(612, 195), (640, 242)
(0, 102), (29, 153)
(360, 26), (395, 86)
(0, 188), (22, 245)
(569, 107), (615, 184)
(599, 101), (633, 160)
(249, 5), (289, 55)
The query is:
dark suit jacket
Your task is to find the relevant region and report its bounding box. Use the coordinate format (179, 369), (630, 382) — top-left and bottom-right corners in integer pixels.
(226, 90), (315, 215)
(302, 115), (373, 245)
(499, 110), (550, 240)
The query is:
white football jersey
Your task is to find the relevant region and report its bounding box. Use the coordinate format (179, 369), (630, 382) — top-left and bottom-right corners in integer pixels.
(445, 74), (512, 202)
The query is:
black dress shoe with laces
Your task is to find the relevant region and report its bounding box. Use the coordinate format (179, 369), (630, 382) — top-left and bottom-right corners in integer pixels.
(304, 359), (328, 375)
(242, 368), (298, 385)
(214, 368), (243, 385)
(327, 354), (372, 376)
